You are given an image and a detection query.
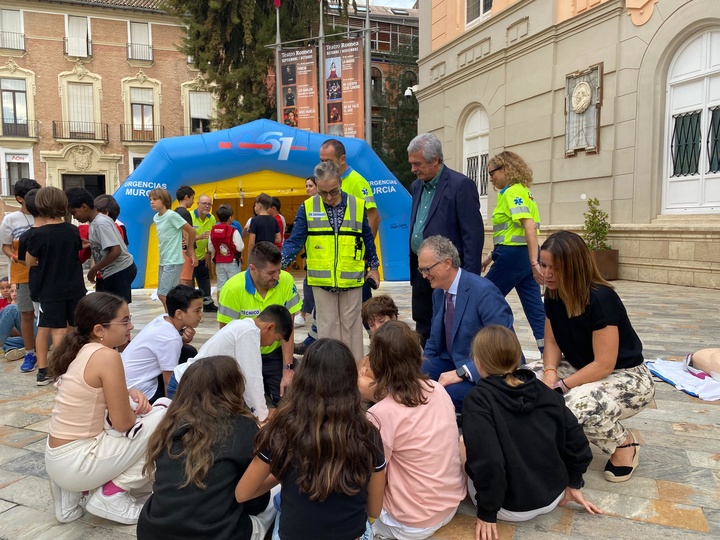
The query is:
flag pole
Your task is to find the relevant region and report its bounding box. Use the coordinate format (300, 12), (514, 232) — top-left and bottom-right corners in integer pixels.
(318, 0), (326, 134)
(364, 0), (371, 145)
(275, 2), (282, 123)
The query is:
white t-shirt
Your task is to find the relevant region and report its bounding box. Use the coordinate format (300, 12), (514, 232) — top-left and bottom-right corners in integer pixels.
(122, 314), (182, 398)
(207, 228), (244, 257)
(172, 318), (267, 420)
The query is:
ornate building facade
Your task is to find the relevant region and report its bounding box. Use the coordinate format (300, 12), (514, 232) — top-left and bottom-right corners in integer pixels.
(418, 0), (720, 288)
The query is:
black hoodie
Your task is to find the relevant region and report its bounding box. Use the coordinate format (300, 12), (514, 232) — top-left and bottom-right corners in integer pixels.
(461, 369), (592, 523)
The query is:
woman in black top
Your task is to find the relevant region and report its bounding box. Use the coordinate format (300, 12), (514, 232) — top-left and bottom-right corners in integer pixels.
(534, 231), (655, 483)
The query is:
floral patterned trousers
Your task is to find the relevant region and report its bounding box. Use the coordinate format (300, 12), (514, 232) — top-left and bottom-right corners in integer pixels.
(525, 361), (655, 454)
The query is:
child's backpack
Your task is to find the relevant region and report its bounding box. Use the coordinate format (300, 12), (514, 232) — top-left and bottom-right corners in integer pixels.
(211, 222), (238, 263)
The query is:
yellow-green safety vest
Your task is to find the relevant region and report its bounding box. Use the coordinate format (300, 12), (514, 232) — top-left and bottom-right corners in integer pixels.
(305, 194), (366, 289)
(492, 183), (540, 246)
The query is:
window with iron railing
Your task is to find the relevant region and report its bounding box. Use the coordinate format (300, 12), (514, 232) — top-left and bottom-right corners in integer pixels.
(0, 9), (23, 50)
(466, 154), (489, 196)
(1, 78), (28, 137)
(67, 15), (90, 57)
(128, 22), (152, 61)
(670, 111), (701, 177)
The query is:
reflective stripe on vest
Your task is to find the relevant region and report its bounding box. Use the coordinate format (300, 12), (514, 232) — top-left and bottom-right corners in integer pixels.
(304, 195), (366, 289)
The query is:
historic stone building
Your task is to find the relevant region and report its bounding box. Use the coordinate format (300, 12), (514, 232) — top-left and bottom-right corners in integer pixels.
(418, 0), (720, 288)
(0, 0), (214, 212)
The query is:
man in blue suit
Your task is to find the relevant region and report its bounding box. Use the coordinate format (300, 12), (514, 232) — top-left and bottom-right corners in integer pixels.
(408, 133), (484, 343)
(419, 235), (514, 412)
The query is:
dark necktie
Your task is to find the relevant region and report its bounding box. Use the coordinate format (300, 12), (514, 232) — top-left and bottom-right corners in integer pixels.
(445, 292), (455, 355)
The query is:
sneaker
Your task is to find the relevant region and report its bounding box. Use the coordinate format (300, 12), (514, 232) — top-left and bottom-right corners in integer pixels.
(85, 488), (143, 525)
(4, 348), (25, 362)
(294, 314), (305, 327)
(37, 371), (53, 386)
(203, 303), (218, 313)
(49, 480), (84, 523)
(20, 351), (37, 373)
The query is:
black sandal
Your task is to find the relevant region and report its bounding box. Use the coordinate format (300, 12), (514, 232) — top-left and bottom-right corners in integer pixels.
(604, 433), (639, 483)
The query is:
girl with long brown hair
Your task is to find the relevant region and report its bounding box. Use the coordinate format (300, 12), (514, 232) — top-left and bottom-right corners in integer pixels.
(138, 356), (276, 540)
(45, 293), (164, 526)
(235, 338), (385, 540)
(367, 320), (465, 539)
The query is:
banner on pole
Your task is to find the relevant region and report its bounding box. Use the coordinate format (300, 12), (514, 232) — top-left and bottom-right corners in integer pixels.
(279, 46), (319, 132)
(323, 38), (364, 139)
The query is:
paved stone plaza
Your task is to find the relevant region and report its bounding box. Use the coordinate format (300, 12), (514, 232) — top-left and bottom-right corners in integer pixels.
(0, 276), (718, 539)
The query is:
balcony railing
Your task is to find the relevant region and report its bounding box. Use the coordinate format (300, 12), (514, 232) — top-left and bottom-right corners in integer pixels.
(184, 126), (212, 136)
(120, 124), (163, 143)
(0, 31), (25, 51)
(1, 119), (39, 139)
(64, 37), (92, 57)
(53, 121), (108, 142)
(127, 43), (153, 61)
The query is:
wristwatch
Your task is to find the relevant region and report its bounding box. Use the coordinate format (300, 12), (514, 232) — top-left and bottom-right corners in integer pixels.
(283, 364), (294, 371)
(456, 367), (467, 379)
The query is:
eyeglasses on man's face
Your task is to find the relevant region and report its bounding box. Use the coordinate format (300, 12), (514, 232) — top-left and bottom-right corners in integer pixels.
(417, 261), (442, 275)
(317, 187), (341, 197)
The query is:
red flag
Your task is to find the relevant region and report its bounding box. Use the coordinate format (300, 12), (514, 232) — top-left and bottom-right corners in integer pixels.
(274, 0), (281, 8)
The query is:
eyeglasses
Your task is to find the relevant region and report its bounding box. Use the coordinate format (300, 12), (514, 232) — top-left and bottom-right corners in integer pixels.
(417, 261), (442, 275)
(488, 167), (502, 176)
(317, 187), (341, 197)
(105, 316), (132, 327)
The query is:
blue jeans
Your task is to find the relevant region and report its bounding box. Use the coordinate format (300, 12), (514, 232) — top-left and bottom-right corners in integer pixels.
(485, 244), (545, 352)
(272, 512), (373, 540)
(0, 304), (24, 351)
(166, 373), (178, 399)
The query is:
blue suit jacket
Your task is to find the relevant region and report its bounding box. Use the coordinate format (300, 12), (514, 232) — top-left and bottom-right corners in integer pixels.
(409, 165), (484, 276)
(424, 270), (514, 381)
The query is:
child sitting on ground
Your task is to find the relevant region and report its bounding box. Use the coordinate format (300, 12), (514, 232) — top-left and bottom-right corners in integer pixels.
(0, 277), (25, 360)
(138, 356), (277, 539)
(167, 305), (293, 424)
(236, 339), (386, 540)
(122, 285), (203, 403)
(462, 326), (600, 539)
(149, 188), (197, 312)
(356, 295), (399, 402)
(25, 187), (86, 386)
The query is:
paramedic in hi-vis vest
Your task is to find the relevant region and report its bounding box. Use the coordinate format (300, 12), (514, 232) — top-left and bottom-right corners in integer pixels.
(281, 160), (380, 359)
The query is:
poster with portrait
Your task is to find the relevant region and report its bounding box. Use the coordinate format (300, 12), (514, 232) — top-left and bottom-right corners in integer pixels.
(322, 38), (364, 139)
(279, 46), (318, 132)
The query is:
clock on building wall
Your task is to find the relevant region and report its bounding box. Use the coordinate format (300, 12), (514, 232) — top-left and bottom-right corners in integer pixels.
(565, 63), (603, 155)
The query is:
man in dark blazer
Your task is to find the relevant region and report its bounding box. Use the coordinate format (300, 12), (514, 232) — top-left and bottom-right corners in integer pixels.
(418, 236), (514, 412)
(407, 133), (484, 343)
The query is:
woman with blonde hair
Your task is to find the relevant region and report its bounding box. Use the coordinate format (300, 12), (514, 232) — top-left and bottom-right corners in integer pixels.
(481, 151), (545, 353)
(462, 325), (599, 540)
(535, 231), (655, 483)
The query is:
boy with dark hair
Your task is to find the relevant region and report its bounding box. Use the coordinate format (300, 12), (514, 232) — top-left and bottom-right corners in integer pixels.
(361, 295), (400, 332)
(168, 304), (293, 420)
(25, 187), (86, 385)
(248, 193), (280, 251)
(122, 284), (203, 403)
(94, 194), (128, 246)
(66, 188), (137, 303)
(268, 197), (286, 248)
(0, 178), (41, 372)
(209, 204), (244, 298)
(175, 185), (195, 287)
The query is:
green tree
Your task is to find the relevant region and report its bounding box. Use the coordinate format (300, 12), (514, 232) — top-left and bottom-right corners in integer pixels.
(372, 47), (419, 190)
(162, 0), (346, 127)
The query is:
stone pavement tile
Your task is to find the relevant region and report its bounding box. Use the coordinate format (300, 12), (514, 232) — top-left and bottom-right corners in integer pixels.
(0, 410), (46, 429)
(0, 425), (47, 449)
(638, 445), (718, 487)
(23, 438), (48, 453)
(0, 468), (24, 489)
(0, 444), (30, 467)
(640, 429), (720, 454)
(584, 473), (658, 499)
(0, 475), (53, 513)
(657, 480), (720, 511)
(686, 450), (720, 470)
(671, 422), (720, 441)
(704, 507), (720, 537)
(623, 416), (676, 434)
(635, 407), (720, 425)
(581, 488), (710, 533)
(0, 504), (132, 540)
(3, 451), (49, 479)
(432, 512), (515, 539)
(0, 499), (16, 513)
(570, 509), (714, 538)
(25, 418), (51, 434)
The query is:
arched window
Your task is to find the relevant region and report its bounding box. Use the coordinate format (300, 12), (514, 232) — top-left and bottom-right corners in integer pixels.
(462, 106), (490, 218)
(371, 67), (383, 95)
(664, 30), (720, 213)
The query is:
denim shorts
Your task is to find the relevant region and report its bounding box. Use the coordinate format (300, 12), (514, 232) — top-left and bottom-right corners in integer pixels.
(157, 264), (183, 296)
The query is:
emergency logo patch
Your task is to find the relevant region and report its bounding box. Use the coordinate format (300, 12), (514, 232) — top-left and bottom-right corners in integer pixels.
(362, 188), (369, 196)
(514, 197), (523, 205)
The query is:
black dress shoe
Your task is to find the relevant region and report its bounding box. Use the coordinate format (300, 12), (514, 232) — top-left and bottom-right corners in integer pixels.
(203, 303), (218, 313)
(293, 343), (307, 355)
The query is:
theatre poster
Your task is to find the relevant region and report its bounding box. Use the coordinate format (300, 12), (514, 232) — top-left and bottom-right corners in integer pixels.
(279, 46), (319, 132)
(323, 38), (364, 139)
